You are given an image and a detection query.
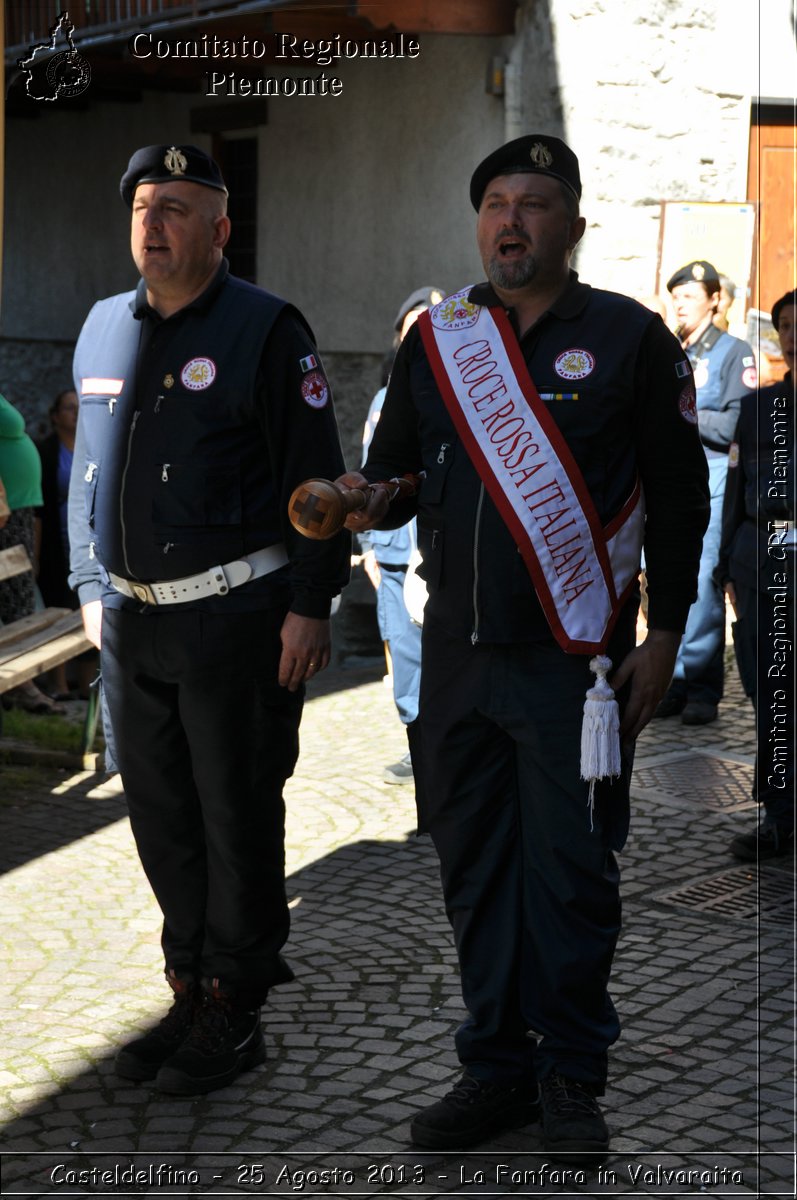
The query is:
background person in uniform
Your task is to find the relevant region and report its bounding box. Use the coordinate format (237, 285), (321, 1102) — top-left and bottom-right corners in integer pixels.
(654, 260), (756, 725)
(358, 286), (443, 784)
(718, 288), (795, 861)
(714, 274), (737, 332)
(336, 135), (709, 1161)
(68, 144), (349, 1096)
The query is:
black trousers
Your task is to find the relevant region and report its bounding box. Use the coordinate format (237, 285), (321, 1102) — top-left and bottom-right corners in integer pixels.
(414, 609), (636, 1092)
(101, 605), (302, 1006)
(732, 581), (794, 826)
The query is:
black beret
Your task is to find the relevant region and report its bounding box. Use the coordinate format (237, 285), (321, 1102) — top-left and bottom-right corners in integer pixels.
(470, 135), (581, 211)
(120, 144), (228, 207)
(394, 286), (446, 331)
(666, 261), (720, 293)
(771, 288), (797, 329)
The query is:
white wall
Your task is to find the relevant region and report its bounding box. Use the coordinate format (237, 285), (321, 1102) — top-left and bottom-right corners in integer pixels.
(759, 0), (797, 99)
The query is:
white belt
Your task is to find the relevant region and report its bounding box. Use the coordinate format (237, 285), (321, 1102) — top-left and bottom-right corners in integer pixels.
(108, 544), (289, 606)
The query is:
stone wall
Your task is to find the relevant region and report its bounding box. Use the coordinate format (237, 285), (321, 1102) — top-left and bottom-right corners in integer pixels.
(511, 0), (780, 301)
(322, 350), (383, 471)
(0, 338), (75, 440)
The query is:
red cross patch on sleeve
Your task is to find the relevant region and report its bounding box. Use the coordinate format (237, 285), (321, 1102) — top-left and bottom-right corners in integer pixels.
(301, 370), (329, 410)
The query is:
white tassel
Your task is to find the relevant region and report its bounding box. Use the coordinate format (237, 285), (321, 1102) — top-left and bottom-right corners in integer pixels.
(580, 655), (622, 829)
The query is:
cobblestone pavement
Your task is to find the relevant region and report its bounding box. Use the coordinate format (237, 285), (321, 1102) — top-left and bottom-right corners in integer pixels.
(0, 652), (793, 1198)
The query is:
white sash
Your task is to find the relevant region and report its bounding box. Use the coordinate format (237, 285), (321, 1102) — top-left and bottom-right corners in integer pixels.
(419, 288), (644, 654)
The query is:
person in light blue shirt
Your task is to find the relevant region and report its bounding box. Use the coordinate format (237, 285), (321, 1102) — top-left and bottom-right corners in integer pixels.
(359, 287), (443, 782)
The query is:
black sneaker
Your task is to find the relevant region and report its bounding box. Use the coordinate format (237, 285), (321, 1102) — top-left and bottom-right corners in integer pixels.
(681, 701), (718, 725)
(652, 691), (686, 719)
(155, 985), (265, 1095)
(410, 1072), (539, 1149)
(541, 1072), (609, 1162)
(730, 820), (794, 862)
(115, 977), (198, 1081)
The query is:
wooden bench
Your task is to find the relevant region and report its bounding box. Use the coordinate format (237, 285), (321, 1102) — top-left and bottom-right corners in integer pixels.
(0, 544), (100, 766)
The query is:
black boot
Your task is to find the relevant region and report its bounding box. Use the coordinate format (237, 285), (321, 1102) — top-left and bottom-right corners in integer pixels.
(730, 819), (794, 861)
(540, 1072), (609, 1162)
(155, 979), (266, 1095)
(115, 971), (198, 1081)
(410, 1072), (539, 1149)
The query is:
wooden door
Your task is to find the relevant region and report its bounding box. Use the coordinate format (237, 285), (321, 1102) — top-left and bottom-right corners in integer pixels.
(747, 121), (796, 315)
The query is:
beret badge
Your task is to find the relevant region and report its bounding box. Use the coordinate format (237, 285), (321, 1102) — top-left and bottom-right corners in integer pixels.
(530, 142), (553, 168)
(164, 146), (188, 177)
(692, 263), (705, 281)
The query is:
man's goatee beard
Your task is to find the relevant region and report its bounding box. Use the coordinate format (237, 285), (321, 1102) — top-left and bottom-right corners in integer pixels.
(488, 257), (538, 290)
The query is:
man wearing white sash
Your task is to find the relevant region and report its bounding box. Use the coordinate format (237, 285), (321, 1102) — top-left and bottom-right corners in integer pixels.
(338, 135), (709, 1160)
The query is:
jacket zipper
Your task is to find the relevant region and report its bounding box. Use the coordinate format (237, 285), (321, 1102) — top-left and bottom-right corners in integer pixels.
(83, 463), (99, 561)
(119, 410), (140, 578)
(471, 483), (485, 644)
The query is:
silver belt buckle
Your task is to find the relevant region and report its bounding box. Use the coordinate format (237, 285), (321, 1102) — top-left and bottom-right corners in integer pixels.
(132, 581), (157, 604)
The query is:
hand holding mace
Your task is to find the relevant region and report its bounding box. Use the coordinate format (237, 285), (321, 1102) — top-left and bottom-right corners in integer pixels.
(288, 473), (423, 540)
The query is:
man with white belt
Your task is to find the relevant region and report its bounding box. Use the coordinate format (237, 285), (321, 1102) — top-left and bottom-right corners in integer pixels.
(68, 144), (348, 1095)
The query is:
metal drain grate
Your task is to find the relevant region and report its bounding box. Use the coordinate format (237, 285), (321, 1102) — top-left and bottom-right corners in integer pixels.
(658, 865), (795, 924)
(632, 751), (755, 812)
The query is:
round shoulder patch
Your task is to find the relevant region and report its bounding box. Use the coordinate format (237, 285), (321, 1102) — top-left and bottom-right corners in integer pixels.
(301, 370), (329, 409)
(728, 442), (740, 468)
(554, 348), (595, 380)
(180, 357), (216, 391)
(678, 382), (698, 425)
(742, 366), (757, 390)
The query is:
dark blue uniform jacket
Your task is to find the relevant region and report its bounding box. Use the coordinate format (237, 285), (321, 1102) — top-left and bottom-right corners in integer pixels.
(69, 261), (348, 616)
(718, 374), (795, 596)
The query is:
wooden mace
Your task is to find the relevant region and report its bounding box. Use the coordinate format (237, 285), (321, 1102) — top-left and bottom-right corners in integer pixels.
(288, 475), (422, 541)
